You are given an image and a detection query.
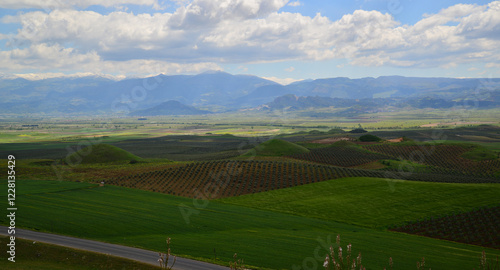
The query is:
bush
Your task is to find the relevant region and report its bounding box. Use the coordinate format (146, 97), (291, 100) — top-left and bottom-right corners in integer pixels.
(359, 134), (382, 142)
(349, 128), (368, 134)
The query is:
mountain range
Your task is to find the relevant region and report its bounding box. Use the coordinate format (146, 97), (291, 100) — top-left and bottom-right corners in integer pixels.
(1, 71), (499, 116)
(128, 100), (211, 116)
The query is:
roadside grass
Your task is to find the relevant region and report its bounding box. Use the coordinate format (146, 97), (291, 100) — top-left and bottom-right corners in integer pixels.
(1, 179), (499, 269)
(219, 177), (500, 229)
(0, 237), (160, 269)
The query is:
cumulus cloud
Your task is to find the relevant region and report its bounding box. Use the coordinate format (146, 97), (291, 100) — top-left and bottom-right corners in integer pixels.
(0, 43), (100, 71)
(170, 0), (288, 28)
(0, 0), (499, 76)
(9, 10), (176, 56)
(287, 1), (301, 7)
(12, 72), (127, 80)
(0, 43), (221, 75)
(0, 0), (163, 10)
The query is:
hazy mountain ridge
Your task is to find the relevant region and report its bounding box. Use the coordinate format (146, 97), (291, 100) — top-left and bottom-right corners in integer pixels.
(1, 72), (499, 115)
(128, 100), (211, 116)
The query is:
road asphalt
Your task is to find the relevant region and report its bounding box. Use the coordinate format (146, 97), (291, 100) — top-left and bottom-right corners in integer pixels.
(0, 226), (230, 270)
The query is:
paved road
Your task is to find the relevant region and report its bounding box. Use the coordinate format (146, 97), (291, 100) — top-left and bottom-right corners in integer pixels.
(0, 226), (229, 270)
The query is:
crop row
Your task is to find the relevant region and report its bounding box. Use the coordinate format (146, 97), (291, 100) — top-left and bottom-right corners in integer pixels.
(288, 146), (390, 167)
(107, 160), (387, 198)
(363, 144), (500, 178)
(106, 160), (499, 199)
(390, 205), (500, 249)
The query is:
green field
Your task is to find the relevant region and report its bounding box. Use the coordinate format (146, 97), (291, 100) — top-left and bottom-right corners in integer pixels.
(219, 177), (500, 229)
(1, 179), (499, 269)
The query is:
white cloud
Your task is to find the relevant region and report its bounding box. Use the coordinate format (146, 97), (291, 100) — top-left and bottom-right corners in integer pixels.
(486, 62), (500, 68)
(262, 76), (302, 85)
(0, 43), (100, 71)
(456, 1), (500, 39)
(0, 0), (163, 10)
(12, 72), (127, 80)
(0, 0), (499, 76)
(169, 0), (288, 28)
(287, 1), (301, 7)
(0, 43), (221, 75)
(237, 65), (248, 72)
(285, 66), (294, 72)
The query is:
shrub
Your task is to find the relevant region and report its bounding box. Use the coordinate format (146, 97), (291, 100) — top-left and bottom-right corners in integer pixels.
(359, 134), (382, 142)
(349, 128), (368, 133)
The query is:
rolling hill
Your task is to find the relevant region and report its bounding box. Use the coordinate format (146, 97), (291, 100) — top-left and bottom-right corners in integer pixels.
(65, 144), (142, 164)
(241, 138), (310, 157)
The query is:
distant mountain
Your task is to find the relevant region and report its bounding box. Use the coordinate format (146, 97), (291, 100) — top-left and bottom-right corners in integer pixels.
(129, 100), (211, 116)
(263, 94), (391, 111)
(0, 71), (277, 114)
(233, 76), (500, 107)
(0, 72), (499, 115)
(262, 94), (500, 116)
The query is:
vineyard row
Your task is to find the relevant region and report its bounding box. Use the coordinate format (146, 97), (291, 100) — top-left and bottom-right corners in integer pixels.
(107, 160), (500, 199)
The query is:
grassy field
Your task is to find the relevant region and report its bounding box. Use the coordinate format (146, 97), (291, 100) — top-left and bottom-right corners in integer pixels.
(219, 177), (500, 228)
(0, 237), (160, 270)
(1, 179), (499, 269)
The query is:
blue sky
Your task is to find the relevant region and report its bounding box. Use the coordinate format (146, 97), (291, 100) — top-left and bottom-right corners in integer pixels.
(0, 0), (498, 83)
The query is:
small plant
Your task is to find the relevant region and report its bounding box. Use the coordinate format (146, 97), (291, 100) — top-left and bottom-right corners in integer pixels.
(479, 251), (500, 270)
(323, 235), (365, 270)
(416, 257), (429, 270)
(158, 238), (176, 270)
(230, 253), (245, 270)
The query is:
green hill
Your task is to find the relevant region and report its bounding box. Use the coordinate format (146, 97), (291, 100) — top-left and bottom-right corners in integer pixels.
(242, 138), (310, 157)
(65, 144), (142, 164)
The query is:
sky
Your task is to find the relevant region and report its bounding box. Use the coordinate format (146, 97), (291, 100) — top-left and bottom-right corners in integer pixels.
(0, 0), (499, 83)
